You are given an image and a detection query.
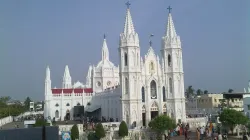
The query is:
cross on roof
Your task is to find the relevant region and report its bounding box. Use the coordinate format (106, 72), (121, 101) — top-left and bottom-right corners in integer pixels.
(126, 1), (131, 9)
(167, 6), (172, 13)
(104, 34), (106, 39)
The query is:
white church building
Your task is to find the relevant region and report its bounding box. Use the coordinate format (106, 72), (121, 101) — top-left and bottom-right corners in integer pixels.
(44, 4), (187, 128)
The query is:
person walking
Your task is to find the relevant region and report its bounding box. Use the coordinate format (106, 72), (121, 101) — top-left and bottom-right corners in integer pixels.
(196, 128), (200, 140)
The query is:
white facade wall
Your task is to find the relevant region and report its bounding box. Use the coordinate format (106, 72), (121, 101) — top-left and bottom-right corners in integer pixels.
(44, 6), (187, 127)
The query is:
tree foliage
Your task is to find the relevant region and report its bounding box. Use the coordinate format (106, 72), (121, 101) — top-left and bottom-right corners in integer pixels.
(24, 97), (32, 110)
(71, 124), (79, 140)
(228, 89), (234, 93)
(219, 109), (248, 132)
(196, 89), (203, 95)
(95, 123), (106, 139)
(0, 96), (26, 118)
(149, 115), (176, 133)
(34, 118), (49, 127)
(185, 86), (195, 98)
(88, 132), (99, 140)
(204, 90), (208, 94)
(118, 121), (128, 138)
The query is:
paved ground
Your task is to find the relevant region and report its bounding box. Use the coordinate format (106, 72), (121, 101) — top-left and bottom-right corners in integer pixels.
(172, 132), (241, 140)
(1, 121), (24, 129)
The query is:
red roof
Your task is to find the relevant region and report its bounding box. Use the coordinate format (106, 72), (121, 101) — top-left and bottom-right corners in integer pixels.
(52, 88), (93, 94)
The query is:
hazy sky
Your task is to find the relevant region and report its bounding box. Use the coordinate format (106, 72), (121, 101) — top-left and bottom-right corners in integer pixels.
(0, 0), (249, 101)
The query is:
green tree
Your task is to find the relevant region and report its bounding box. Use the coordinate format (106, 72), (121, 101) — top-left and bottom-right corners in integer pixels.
(196, 89), (203, 95)
(24, 97), (32, 110)
(0, 96), (11, 104)
(149, 115), (176, 140)
(228, 89), (234, 93)
(118, 121), (128, 139)
(204, 90), (208, 94)
(185, 86), (195, 98)
(71, 124), (79, 140)
(88, 132), (98, 140)
(219, 109), (249, 134)
(95, 123), (106, 139)
(34, 118), (49, 127)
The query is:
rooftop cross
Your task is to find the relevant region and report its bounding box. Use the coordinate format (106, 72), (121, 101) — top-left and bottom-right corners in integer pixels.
(125, 1), (131, 9)
(149, 34), (154, 46)
(104, 34), (106, 39)
(167, 6), (172, 13)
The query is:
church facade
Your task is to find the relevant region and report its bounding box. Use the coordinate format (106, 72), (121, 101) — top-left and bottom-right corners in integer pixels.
(44, 5), (186, 128)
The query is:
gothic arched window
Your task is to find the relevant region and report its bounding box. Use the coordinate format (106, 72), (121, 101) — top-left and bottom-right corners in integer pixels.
(150, 62), (154, 71)
(66, 103), (70, 106)
(168, 54), (171, 67)
(150, 80), (157, 99)
(55, 103), (59, 107)
(124, 52), (128, 66)
(162, 86), (166, 102)
(141, 87), (145, 102)
(125, 78), (129, 94)
(55, 110), (59, 118)
(169, 78), (173, 94)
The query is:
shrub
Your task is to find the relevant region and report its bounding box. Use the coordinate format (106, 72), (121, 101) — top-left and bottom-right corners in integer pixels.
(71, 124), (79, 140)
(118, 121), (128, 138)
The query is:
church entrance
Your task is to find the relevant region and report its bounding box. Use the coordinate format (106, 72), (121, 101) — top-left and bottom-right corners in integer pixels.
(150, 101), (159, 120)
(142, 113), (146, 126)
(151, 111), (158, 120)
(65, 109), (70, 120)
(142, 105), (146, 126)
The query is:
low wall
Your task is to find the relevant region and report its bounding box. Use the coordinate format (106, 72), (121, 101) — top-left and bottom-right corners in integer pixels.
(186, 117), (208, 130)
(0, 116), (13, 127)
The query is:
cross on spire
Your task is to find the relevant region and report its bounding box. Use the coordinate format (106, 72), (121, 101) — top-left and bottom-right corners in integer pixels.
(125, 1), (131, 9)
(149, 34), (154, 46)
(167, 6), (172, 13)
(103, 34), (106, 39)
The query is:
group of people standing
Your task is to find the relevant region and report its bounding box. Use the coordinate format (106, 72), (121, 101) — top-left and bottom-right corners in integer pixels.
(196, 122), (221, 140)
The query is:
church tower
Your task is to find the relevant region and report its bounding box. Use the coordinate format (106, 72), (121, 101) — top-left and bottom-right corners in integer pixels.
(119, 2), (142, 128)
(161, 6), (186, 123)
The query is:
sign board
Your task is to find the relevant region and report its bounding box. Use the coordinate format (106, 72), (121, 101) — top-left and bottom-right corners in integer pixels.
(61, 131), (71, 140)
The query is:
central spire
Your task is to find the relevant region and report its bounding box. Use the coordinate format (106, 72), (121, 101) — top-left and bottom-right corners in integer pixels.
(102, 34), (109, 61)
(123, 1), (135, 36)
(165, 6), (177, 38)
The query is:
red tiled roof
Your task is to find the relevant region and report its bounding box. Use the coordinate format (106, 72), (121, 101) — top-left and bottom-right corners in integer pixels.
(51, 88), (93, 94)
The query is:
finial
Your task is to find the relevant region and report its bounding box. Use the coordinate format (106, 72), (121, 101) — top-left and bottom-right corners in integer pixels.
(149, 34), (154, 46)
(167, 6), (172, 13)
(103, 34), (106, 39)
(125, 1), (131, 9)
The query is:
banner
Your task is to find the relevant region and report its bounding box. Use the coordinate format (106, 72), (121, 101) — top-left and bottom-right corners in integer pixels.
(61, 131), (71, 140)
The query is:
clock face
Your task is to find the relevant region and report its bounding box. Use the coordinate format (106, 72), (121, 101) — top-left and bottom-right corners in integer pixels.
(107, 81), (111, 86)
(96, 81), (101, 87)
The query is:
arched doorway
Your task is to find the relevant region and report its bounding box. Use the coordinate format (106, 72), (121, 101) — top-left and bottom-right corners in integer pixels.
(65, 109), (70, 120)
(151, 102), (159, 120)
(55, 110), (59, 118)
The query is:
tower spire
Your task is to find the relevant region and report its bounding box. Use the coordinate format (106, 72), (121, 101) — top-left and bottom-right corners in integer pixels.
(102, 34), (109, 60)
(45, 66), (51, 80)
(165, 6), (177, 38)
(123, 1), (135, 36)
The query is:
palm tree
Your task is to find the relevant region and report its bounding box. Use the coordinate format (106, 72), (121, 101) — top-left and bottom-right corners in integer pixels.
(228, 89), (234, 93)
(185, 86), (195, 98)
(204, 90), (208, 94)
(196, 89), (203, 95)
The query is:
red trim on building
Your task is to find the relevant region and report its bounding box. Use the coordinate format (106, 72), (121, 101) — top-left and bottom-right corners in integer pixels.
(51, 88), (93, 94)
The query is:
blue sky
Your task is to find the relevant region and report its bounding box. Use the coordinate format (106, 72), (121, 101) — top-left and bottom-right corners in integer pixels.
(0, 0), (249, 101)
